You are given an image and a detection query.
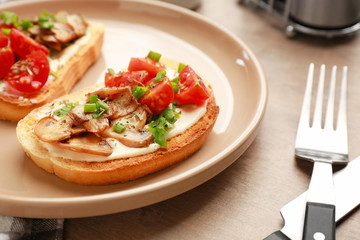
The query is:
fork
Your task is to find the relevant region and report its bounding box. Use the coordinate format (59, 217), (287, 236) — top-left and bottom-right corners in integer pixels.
(295, 63), (348, 240)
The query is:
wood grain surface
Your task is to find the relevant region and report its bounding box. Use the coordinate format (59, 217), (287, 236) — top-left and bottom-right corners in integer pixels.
(64, 0), (360, 239)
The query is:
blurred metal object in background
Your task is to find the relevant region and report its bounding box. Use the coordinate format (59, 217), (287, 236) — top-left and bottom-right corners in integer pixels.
(239, 0), (360, 38)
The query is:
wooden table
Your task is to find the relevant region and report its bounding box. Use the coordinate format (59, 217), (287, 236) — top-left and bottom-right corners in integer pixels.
(64, 1), (360, 239)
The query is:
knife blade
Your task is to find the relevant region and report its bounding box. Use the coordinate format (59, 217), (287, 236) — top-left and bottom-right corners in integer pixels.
(264, 156), (360, 240)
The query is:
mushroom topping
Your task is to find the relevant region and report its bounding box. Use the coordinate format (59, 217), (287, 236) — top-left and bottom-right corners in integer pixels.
(57, 133), (112, 156)
(86, 87), (131, 102)
(63, 14), (88, 37)
(83, 117), (109, 133)
(68, 104), (89, 125)
(34, 116), (73, 142)
(110, 93), (139, 119)
(51, 22), (77, 43)
(116, 106), (150, 131)
(101, 128), (153, 148)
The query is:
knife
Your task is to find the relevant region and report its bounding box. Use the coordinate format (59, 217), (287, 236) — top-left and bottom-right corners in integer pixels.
(264, 156), (360, 240)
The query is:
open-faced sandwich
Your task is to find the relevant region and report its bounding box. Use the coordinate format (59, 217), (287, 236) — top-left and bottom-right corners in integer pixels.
(16, 51), (219, 185)
(0, 10), (104, 121)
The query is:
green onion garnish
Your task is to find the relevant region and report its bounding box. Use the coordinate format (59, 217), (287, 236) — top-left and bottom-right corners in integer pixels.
(147, 50), (162, 62)
(171, 77), (180, 93)
(112, 122), (126, 133)
(84, 103), (97, 113)
(132, 86), (149, 100)
(1, 28), (11, 35)
(178, 62), (186, 73)
(89, 94), (98, 103)
(97, 100), (110, 111)
(107, 68), (115, 75)
(19, 19), (34, 30)
(0, 11), (19, 26)
(50, 69), (58, 78)
(155, 70), (166, 83)
(92, 109), (105, 119)
(53, 102), (77, 117)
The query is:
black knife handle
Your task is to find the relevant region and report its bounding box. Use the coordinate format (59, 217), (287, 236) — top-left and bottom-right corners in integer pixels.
(264, 231), (291, 240)
(302, 202), (335, 240)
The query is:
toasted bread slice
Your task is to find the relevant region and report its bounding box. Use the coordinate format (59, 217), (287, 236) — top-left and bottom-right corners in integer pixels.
(0, 22), (104, 122)
(16, 81), (219, 185)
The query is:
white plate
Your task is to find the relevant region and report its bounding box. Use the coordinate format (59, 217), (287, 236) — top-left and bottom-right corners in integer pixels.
(0, 0), (267, 218)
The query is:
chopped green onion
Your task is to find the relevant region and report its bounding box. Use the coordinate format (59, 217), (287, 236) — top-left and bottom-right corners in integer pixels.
(155, 70), (166, 83)
(41, 9), (57, 21)
(132, 86), (149, 99)
(53, 102), (77, 117)
(1, 28), (11, 35)
(92, 109), (105, 119)
(171, 77), (180, 93)
(89, 94), (98, 103)
(50, 69), (58, 78)
(107, 68), (115, 75)
(97, 100), (110, 111)
(20, 19), (34, 30)
(0, 11), (19, 26)
(112, 122), (126, 133)
(84, 103), (97, 113)
(178, 62), (186, 73)
(147, 50), (162, 62)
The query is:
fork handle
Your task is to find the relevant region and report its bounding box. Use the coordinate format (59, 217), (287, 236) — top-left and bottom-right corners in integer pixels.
(302, 202), (335, 240)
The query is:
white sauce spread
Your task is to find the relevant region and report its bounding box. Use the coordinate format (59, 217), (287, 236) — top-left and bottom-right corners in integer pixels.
(39, 102), (207, 162)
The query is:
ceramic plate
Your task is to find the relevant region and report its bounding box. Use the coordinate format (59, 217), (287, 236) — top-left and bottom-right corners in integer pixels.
(0, 0), (267, 218)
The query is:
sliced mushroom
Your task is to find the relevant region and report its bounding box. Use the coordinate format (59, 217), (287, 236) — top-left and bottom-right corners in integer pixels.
(37, 34), (62, 51)
(34, 116), (72, 142)
(100, 127), (153, 148)
(51, 22), (76, 43)
(86, 87), (131, 101)
(64, 14), (88, 37)
(68, 104), (89, 125)
(115, 106), (149, 131)
(83, 117), (109, 133)
(27, 25), (41, 37)
(55, 11), (88, 38)
(111, 96), (139, 119)
(57, 133), (112, 156)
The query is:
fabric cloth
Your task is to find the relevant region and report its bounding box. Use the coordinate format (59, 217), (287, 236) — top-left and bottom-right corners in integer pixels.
(0, 215), (63, 240)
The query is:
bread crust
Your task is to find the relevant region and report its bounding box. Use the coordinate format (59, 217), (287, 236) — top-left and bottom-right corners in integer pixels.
(16, 82), (219, 185)
(0, 22), (105, 122)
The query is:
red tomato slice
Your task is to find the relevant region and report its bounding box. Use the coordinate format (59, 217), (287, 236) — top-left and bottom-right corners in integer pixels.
(175, 65), (209, 106)
(0, 32), (9, 48)
(5, 50), (50, 94)
(9, 28), (49, 58)
(104, 70), (149, 88)
(0, 47), (15, 79)
(140, 77), (174, 114)
(128, 57), (166, 79)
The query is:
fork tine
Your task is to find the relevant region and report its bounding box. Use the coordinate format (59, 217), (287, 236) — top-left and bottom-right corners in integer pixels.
(337, 66), (348, 131)
(298, 63), (314, 128)
(313, 64), (325, 129)
(324, 66), (337, 130)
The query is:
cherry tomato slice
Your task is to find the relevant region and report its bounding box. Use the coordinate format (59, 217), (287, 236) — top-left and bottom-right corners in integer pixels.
(175, 65), (209, 106)
(5, 50), (50, 94)
(9, 28), (49, 58)
(0, 47), (14, 79)
(128, 57), (166, 79)
(0, 32), (9, 48)
(140, 77), (174, 114)
(104, 70), (149, 88)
